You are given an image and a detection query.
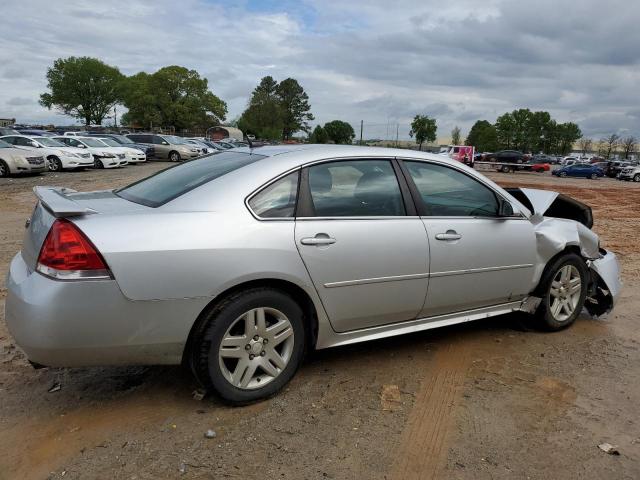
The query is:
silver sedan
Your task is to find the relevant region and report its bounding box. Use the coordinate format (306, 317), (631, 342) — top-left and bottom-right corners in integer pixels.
(5, 145), (621, 404)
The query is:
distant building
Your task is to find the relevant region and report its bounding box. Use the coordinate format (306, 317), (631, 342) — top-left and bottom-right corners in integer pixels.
(0, 118), (16, 127)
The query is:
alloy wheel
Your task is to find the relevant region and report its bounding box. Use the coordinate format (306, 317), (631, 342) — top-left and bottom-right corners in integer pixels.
(0, 161), (7, 177)
(548, 265), (582, 322)
(634, 174), (640, 182)
(218, 307), (295, 390)
(48, 158), (59, 171)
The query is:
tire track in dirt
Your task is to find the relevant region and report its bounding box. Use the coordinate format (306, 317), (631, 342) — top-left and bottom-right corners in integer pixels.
(391, 334), (474, 480)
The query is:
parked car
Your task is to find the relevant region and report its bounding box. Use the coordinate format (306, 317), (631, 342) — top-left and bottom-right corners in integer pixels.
(52, 136), (125, 168)
(16, 129), (56, 137)
(618, 164), (640, 182)
(489, 150), (525, 172)
(5, 145), (620, 404)
(523, 160), (550, 173)
(93, 137), (146, 164)
(0, 138), (46, 177)
(561, 156), (579, 166)
(608, 160), (636, 178)
(532, 154), (558, 165)
(86, 133), (154, 157)
(552, 163), (604, 179)
(0, 127), (20, 136)
(0, 135), (94, 171)
(126, 133), (199, 161)
(184, 139), (214, 154)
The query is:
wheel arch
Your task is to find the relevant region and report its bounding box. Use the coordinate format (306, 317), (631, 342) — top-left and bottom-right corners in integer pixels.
(532, 245), (584, 297)
(181, 278), (320, 365)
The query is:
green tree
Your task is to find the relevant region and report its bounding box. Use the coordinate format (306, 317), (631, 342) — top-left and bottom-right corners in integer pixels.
(323, 120), (355, 144)
(556, 122), (582, 155)
(40, 56), (124, 126)
(465, 120), (498, 152)
(121, 66), (227, 130)
(275, 78), (314, 139)
(451, 126), (461, 145)
(237, 76), (285, 140)
(309, 125), (329, 143)
(409, 114), (437, 150)
(495, 112), (516, 149)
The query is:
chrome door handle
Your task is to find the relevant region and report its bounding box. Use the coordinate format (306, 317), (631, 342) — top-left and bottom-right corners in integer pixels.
(301, 235), (336, 246)
(435, 230), (462, 241)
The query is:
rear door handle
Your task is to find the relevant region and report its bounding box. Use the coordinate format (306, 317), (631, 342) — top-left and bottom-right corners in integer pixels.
(435, 230), (462, 241)
(300, 234), (336, 246)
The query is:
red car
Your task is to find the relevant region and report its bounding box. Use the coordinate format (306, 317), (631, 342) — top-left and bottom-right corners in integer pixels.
(524, 161), (550, 173)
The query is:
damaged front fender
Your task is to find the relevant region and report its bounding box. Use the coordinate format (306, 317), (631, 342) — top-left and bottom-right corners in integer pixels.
(506, 187), (621, 317)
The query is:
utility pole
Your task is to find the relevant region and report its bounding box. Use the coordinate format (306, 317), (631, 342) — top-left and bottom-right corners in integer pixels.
(359, 120), (363, 145)
(396, 124), (399, 147)
(114, 106), (117, 129)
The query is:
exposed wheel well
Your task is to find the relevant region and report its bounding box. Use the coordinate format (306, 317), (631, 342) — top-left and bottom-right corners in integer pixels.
(181, 279), (319, 365)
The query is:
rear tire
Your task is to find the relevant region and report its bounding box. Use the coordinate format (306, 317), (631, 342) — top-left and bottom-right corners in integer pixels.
(190, 288), (306, 404)
(560, 171), (567, 177)
(500, 165), (511, 173)
(590, 173), (597, 179)
(0, 159), (8, 177)
(533, 253), (588, 331)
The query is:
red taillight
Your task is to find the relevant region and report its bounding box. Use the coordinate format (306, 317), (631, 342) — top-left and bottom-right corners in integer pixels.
(37, 219), (110, 279)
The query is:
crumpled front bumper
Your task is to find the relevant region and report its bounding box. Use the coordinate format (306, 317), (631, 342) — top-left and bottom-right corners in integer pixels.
(586, 250), (622, 316)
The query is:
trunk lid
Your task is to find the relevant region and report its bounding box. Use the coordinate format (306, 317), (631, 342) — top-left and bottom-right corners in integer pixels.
(22, 187), (148, 270)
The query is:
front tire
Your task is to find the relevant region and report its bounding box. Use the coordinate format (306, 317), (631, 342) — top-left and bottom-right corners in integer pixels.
(634, 174), (640, 182)
(190, 288), (306, 404)
(0, 159), (8, 177)
(169, 151), (181, 162)
(95, 159), (104, 169)
(48, 156), (63, 172)
(534, 253), (588, 331)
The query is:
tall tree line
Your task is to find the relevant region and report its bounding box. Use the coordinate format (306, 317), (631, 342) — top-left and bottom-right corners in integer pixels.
(466, 109), (582, 155)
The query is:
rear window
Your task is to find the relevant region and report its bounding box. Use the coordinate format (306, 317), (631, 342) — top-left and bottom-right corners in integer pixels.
(115, 152), (265, 207)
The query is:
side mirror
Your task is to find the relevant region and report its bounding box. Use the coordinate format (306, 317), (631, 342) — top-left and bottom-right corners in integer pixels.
(498, 199), (515, 217)
(162, 141), (169, 145)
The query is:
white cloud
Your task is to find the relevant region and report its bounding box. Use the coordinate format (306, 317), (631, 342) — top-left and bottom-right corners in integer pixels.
(1, 0), (638, 139)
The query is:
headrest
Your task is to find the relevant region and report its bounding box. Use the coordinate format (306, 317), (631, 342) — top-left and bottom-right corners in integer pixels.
(310, 166), (333, 194)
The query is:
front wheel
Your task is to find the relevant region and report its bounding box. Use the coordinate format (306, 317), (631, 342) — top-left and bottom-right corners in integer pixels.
(190, 288), (306, 404)
(634, 174), (640, 182)
(169, 151), (181, 162)
(48, 156), (63, 172)
(95, 159), (104, 169)
(559, 171), (567, 177)
(0, 159), (8, 177)
(534, 253), (588, 331)
(590, 173), (598, 179)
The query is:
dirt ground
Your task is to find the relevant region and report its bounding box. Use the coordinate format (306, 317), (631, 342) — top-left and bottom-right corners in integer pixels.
(1, 164), (639, 480)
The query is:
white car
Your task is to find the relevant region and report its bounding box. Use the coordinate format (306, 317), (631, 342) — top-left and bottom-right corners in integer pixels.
(94, 137), (146, 164)
(0, 138), (46, 176)
(52, 137), (125, 169)
(185, 138), (214, 155)
(0, 135), (95, 172)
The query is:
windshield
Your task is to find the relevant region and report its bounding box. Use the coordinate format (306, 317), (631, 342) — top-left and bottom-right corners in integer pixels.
(162, 135), (188, 145)
(80, 138), (108, 147)
(115, 152), (266, 207)
(36, 137), (66, 147)
(98, 138), (121, 147)
(109, 135), (134, 144)
(0, 139), (11, 148)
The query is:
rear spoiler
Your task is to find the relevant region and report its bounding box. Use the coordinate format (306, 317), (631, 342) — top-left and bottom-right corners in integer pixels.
(33, 186), (97, 217)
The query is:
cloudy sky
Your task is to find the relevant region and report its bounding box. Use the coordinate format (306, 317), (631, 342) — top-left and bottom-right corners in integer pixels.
(1, 0), (638, 140)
